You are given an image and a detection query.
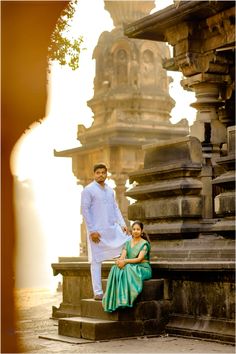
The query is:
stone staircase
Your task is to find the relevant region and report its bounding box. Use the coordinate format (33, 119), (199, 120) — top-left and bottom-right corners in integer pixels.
(58, 278), (170, 340)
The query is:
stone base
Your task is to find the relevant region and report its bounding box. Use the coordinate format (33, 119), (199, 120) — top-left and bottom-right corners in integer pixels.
(52, 305), (81, 319)
(166, 314), (235, 344)
(58, 316), (166, 341)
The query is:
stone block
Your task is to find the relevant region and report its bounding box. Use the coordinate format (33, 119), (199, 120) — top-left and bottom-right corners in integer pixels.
(212, 219), (235, 236)
(145, 222), (200, 238)
(82, 319), (145, 340)
(52, 304), (81, 318)
(214, 191), (235, 216)
(81, 298), (166, 322)
(59, 317), (145, 340)
(80, 299), (117, 321)
(128, 196), (202, 220)
(137, 279), (164, 302)
(228, 126), (235, 154)
(134, 301), (159, 320)
(143, 136), (203, 169)
(51, 262), (112, 318)
(212, 170), (235, 187)
(59, 318), (82, 338)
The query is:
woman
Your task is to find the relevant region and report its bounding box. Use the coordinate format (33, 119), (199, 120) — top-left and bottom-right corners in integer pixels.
(102, 221), (152, 312)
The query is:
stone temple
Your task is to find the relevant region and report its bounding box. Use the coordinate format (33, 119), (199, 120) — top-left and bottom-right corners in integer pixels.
(52, 0), (235, 344)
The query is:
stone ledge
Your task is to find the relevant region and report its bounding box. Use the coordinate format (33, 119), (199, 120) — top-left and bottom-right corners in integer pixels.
(126, 178), (202, 199)
(52, 260), (235, 276)
(129, 163), (202, 183)
(152, 261), (235, 271)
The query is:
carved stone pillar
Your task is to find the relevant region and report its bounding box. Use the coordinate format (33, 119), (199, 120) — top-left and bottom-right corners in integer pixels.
(112, 174), (130, 225)
(182, 73), (231, 158)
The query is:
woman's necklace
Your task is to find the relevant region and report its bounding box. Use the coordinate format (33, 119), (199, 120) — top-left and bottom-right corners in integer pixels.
(132, 237), (141, 246)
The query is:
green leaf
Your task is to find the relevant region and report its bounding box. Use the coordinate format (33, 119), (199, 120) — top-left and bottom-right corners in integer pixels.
(48, 0), (85, 71)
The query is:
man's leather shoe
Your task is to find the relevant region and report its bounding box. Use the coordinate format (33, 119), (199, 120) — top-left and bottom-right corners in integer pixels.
(94, 294), (103, 301)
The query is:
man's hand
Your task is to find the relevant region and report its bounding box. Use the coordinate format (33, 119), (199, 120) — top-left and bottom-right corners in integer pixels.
(122, 226), (129, 234)
(90, 232), (101, 243)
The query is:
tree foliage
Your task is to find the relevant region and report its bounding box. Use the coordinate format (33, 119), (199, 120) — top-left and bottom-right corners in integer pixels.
(48, 0), (84, 70)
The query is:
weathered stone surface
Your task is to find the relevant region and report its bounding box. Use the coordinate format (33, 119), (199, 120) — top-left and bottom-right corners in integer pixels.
(228, 126), (235, 154)
(58, 311), (170, 341)
(80, 299), (117, 321)
(171, 279), (235, 319)
(143, 137), (203, 169)
(52, 304), (81, 319)
(211, 219), (235, 235)
(143, 318), (166, 335)
(166, 315), (235, 344)
(59, 318), (82, 338)
(57, 275), (169, 341)
(51, 262), (111, 318)
(59, 317), (145, 340)
(128, 196), (202, 220)
(81, 319), (145, 340)
(80, 299), (168, 322)
(126, 178), (202, 199)
(214, 191), (235, 216)
(151, 238), (235, 261)
(137, 279), (164, 302)
(212, 170), (235, 186)
(128, 163), (202, 184)
(144, 221), (201, 238)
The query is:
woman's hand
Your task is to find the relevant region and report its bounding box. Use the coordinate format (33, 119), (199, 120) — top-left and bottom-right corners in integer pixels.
(115, 259), (126, 269)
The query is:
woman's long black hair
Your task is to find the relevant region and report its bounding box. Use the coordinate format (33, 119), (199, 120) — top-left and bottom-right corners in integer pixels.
(131, 220), (151, 243)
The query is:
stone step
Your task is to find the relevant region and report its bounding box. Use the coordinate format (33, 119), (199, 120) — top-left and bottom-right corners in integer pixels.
(58, 315), (167, 340)
(102, 278), (164, 302)
(81, 298), (169, 322)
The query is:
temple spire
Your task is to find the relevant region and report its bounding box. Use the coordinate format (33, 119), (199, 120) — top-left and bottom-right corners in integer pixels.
(104, 0), (155, 27)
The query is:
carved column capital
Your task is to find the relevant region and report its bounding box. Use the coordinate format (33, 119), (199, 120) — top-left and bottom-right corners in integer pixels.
(165, 21), (192, 46)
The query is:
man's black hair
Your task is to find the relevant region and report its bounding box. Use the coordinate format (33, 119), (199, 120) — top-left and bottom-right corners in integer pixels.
(93, 163), (108, 172)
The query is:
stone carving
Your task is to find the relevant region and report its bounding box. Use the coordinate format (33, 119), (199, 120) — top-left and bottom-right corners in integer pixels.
(141, 49), (155, 88)
(116, 49), (128, 85)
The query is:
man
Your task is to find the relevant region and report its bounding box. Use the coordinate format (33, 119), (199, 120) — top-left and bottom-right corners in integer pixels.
(81, 163), (130, 300)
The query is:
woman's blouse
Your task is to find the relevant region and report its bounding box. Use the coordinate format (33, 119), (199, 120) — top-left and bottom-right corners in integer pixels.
(123, 239), (150, 261)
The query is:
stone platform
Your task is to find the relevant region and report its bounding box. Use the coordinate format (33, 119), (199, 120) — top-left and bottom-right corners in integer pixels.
(52, 260), (235, 343)
(58, 279), (170, 341)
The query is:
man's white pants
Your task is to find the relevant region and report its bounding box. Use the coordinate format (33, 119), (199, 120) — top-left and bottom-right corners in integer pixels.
(90, 259), (103, 295)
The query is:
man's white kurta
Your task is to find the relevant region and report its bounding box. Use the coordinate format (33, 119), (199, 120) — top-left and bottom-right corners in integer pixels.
(81, 181), (131, 262)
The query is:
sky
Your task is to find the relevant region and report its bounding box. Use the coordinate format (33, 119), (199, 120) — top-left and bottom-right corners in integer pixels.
(11, 0), (196, 289)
